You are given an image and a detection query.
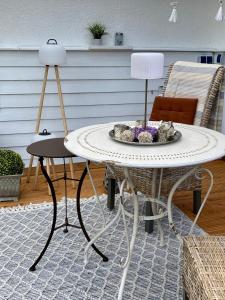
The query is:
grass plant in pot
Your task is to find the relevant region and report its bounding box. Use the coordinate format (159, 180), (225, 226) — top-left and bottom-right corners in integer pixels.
(0, 149), (24, 201)
(88, 22), (107, 45)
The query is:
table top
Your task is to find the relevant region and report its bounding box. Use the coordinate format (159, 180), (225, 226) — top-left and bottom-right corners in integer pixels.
(27, 137), (75, 158)
(64, 121), (225, 168)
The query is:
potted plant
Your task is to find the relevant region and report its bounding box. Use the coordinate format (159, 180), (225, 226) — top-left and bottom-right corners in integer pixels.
(0, 149), (24, 201)
(88, 22), (107, 45)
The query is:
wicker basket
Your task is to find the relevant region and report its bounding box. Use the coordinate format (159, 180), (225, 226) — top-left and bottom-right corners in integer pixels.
(183, 236), (225, 300)
(0, 174), (22, 201)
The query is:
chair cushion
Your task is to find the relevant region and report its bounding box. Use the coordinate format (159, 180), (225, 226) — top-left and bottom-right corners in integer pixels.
(150, 96), (198, 125)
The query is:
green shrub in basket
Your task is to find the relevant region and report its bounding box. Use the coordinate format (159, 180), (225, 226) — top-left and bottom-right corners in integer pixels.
(0, 149), (24, 176)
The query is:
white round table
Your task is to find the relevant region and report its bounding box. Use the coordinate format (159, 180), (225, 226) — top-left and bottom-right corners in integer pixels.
(65, 121), (225, 168)
(65, 121), (225, 300)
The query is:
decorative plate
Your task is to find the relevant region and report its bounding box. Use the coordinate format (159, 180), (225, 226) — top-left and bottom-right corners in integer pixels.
(109, 130), (182, 146)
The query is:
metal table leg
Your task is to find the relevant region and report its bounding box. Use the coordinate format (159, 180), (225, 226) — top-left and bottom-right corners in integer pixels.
(29, 156), (57, 271)
(118, 168), (139, 300)
(76, 165), (108, 262)
(107, 178), (116, 210)
(167, 167), (213, 239)
(83, 166), (167, 300)
(145, 201), (154, 233)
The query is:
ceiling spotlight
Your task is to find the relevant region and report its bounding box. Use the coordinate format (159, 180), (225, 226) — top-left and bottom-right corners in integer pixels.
(169, 2), (178, 23)
(215, 0), (224, 22)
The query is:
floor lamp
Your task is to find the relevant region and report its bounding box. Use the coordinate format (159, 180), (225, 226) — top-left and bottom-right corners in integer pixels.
(131, 53), (164, 128)
(27, 39), (75, 190)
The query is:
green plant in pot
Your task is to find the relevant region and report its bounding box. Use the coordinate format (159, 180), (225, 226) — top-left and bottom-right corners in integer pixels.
(88, 22), (107, 45)
(0, 149), (24, 201)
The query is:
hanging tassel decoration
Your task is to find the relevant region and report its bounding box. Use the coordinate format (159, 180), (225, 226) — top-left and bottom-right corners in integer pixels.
(215, 0), (224, 22)
(169, 2), (178, 23)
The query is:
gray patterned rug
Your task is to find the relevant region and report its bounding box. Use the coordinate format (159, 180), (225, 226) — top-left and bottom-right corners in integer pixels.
(0, 194), (203, 300)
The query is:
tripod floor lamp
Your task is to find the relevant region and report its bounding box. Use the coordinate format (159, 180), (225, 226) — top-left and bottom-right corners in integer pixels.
(27, 39), (75, 190)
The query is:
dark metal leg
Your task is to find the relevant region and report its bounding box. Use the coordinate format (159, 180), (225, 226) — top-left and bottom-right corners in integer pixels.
(54, 158), (80, 232)
(29, 156), (57, 271)
(63, 158), (69, 233)
(107, 178), (116, 210)
(145, 201), (154, 233)
(184, 290), (189, 300)
(193, 190), (201, 214)
(76, 165), (108, 262)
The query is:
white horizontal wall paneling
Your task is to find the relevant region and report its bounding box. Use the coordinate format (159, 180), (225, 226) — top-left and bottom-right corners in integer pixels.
(0, 51), (132, 67)
(0, 92), (158, 108)
(0, 66), (131, 80)
(0, 115), (146, 136)
(163, 52), (205, 66)
(1, 104), (146, 121)
(0, 79), (163, 94)
(0, 50), (204, 166)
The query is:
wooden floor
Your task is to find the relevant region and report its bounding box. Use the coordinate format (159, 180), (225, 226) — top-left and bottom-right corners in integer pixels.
(1, 160), (225, 235)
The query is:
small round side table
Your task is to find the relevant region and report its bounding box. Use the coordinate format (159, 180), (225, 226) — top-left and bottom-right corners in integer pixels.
(27, 137), (108, 271)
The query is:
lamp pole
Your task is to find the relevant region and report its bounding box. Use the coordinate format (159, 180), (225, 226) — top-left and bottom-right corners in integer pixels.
(131, 53), (164, 129)
(144, 79), (148, 128)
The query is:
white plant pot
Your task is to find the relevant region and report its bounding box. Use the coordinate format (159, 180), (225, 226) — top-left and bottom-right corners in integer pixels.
(92, 38), (102, 46)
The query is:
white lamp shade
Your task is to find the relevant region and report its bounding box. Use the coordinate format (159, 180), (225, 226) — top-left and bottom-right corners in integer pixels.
(39, 39), (66, 66)
(131, 53), (164, 79)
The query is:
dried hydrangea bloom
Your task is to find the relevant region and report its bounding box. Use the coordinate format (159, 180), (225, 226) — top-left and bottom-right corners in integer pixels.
(158, 121), (175, 142)
(138, 131), (153, 143)
(133, 126), (158, 141)
(121, 129), (134, 142)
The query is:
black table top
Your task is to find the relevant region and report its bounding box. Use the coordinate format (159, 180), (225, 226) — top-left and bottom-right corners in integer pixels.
(27, 138), (76, 158)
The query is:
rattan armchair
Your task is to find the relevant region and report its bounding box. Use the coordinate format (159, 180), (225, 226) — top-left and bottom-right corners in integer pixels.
(106, 61), (224, 233)
(183, 236), (225, 300)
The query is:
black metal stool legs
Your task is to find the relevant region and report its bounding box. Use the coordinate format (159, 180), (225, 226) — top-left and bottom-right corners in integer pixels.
(63, 157), (69, 233)
(76, 164), (108, 262)
(54, 158), (80, 232)
(30, 158), (108, 271)
(29, 156), (57, 272)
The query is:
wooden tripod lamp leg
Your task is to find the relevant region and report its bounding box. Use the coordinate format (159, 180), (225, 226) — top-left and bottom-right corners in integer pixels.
(50, 158), (59, 187)
(35, 65), (49, 134)
(54, 65), (75, 187)
(54, 66), (68, 135)
(27, 65), (49, 184)
(26, 155), (34, 183)
(33, 160), (40, 190)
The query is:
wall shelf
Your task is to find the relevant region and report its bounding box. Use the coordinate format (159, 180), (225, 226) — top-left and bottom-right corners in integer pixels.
(0, 45), (223, 53)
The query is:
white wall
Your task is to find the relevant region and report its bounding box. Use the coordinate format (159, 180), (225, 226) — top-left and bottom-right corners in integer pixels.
(0, 0), (223, 49)
(0, 49), (211, 166)
(0, 1), (224, 167)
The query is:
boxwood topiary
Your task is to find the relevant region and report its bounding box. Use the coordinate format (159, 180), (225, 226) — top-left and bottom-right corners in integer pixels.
(0, 149), (24, 176)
